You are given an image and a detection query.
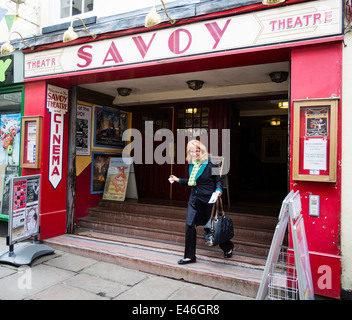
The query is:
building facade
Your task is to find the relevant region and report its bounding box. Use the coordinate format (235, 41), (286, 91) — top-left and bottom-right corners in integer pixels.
(0, 0), (351, 299)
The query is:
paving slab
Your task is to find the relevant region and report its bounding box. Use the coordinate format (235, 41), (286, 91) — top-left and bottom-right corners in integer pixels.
(26, 283), (109, 300)
(0, 264), (75, 300)
(63, 273), (130, 298)
(44, 252), (97, 272)
(114, 275), (185, 300)
(82, 261), (149, 286)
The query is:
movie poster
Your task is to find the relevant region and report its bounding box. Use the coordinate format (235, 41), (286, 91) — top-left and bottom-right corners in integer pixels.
(94, 107), (127, 148)
(103, 157), (132, 201)
(76, 104), (91, 156)
(0, 113), (21, 166)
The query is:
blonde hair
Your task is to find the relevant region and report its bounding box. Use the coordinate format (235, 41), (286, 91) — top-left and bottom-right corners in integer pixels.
(186, 139), (209, 163)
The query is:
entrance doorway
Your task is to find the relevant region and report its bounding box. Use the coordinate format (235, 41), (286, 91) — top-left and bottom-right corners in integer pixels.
(229, 99), (289, 212)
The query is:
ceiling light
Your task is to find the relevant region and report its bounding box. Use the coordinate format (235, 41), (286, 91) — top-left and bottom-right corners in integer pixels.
(270, 119), (281, 126)
(63, 17), (97, 43)
(187, 80), (204, 91)
(117, 87), (132, 97)
(145, 0), (176, 27)
(262, 0), (286, 5)
(278, 101), (289, 109)
(269, 71), (288, 83)
(1, 31), (34, 55)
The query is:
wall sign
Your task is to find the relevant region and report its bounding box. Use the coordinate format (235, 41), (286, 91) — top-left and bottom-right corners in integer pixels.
(23, 0), (342, 79)
(0, 55), (14, 84)
(46, 84), (68, 189)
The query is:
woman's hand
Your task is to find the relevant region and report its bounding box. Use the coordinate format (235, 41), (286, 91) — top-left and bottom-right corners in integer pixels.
(169, 175), (179, 183)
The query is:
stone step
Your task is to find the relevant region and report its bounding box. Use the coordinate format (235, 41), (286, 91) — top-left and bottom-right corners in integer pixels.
(44, 232), (265, 298)
(78, 215), (274, 248)
(92, 200), (278, 230)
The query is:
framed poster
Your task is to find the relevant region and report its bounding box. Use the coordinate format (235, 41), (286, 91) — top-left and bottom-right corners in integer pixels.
(292, 99), (338, 182)
(93, 106), (128, 149)
(91, 152), (116, 194)
(76, 104), (91, 156)
(8, 174), (41, 245)
(20, 116), (42, 168)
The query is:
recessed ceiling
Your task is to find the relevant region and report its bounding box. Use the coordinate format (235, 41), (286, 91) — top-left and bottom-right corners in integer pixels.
(80, 61), (289, 106)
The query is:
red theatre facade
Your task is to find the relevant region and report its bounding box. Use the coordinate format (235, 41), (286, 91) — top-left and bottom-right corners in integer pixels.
(18, 0), (346, 298)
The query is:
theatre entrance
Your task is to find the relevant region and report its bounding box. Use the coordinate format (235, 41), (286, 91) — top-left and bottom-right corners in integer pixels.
(229, 99), (289, 213)
(130, 99), (288, 213)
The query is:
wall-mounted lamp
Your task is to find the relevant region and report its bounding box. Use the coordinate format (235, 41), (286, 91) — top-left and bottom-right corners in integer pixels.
(262, 0), (286, 5)
(145, 0), (176, 27)
(117, 87), (132, 97)
(1, 31), (34, 55)
(63, 17), (97, 43)
(187, 80), (204, 91)
(269, 71), (288, 83)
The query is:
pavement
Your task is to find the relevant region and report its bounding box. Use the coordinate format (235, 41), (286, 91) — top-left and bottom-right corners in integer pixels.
(0, 237), (253, 301)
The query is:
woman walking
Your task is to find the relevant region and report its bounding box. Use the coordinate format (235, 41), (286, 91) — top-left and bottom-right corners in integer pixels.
(169, 139), (234, 264)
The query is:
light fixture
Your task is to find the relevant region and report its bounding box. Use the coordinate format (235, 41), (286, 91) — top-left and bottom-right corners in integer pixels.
(262, 0), (286, 5)
(270, 119), (281, 126)
(1, 31), (34, 55)
(278, 101), (289, 109)
(63, 17), (97, 43)
(187, 80), (204, 91)
(269, 71), (288, 83)
(117, 87), (132, 97)
(145, 0), (176, 27)
(185, 108), (198, 114)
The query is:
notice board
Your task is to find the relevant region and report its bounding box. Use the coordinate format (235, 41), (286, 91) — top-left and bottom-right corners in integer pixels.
(8, 175), (41, 245)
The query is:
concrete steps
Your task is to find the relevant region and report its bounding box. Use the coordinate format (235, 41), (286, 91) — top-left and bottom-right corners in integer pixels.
(44, 232), (265, 298)
(77, 200), (280, 257)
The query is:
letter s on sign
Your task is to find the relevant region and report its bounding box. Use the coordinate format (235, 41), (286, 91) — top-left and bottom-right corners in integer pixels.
(77, 45), (93, 68)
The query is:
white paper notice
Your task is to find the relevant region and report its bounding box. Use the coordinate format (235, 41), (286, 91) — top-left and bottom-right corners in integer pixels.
(208, 190), (221, 203)
(303, 139), (327, 171)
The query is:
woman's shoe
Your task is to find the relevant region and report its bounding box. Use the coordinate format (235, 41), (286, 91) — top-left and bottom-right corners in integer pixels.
(178, 257), (196, 265)
(224, 250), (233, 259)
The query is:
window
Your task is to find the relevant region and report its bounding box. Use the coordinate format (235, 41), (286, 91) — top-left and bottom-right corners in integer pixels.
(60, 0), (94, 19)
(177, 107), (208, 137)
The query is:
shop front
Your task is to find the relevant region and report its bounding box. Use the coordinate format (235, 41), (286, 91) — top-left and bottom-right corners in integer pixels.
(19, 0), (344, 298)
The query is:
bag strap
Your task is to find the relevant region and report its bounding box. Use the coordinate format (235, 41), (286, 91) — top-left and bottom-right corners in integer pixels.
(218, 197), (226, 217)
(210, 197), (223, 229)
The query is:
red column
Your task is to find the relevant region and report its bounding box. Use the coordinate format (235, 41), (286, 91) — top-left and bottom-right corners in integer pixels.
(23, 81), (69, 239)
(290, 41), (342, 298)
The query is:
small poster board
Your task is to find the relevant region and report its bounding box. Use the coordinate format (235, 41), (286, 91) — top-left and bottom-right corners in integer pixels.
(103, 156), (132, 201)
(257, 190), (314, 300)
(8, 175), (40, 245)
(290, 214), (315, 300)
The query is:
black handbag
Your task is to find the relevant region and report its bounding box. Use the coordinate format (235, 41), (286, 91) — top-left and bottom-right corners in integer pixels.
(204, 197), (234, 247)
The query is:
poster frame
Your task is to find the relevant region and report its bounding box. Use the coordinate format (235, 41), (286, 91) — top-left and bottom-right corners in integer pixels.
(8, 174), (41, 246)
(20, 116), (42, 168)
(292, 99), (338, 182)
(93, 105), (128, 150)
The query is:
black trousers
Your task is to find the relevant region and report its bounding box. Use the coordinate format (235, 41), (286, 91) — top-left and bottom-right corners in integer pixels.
(184, 222), (234, 259)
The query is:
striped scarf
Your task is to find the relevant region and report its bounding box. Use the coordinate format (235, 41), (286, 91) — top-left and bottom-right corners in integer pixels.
(188, 159), (201, 186)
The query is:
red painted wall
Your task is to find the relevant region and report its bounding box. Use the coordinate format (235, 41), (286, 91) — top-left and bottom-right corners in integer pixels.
(23, 81), (69, 239)
(290, 41), (342, 298)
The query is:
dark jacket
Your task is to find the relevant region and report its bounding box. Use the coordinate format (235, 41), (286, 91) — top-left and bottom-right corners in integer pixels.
(179, 157), (223, 226)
